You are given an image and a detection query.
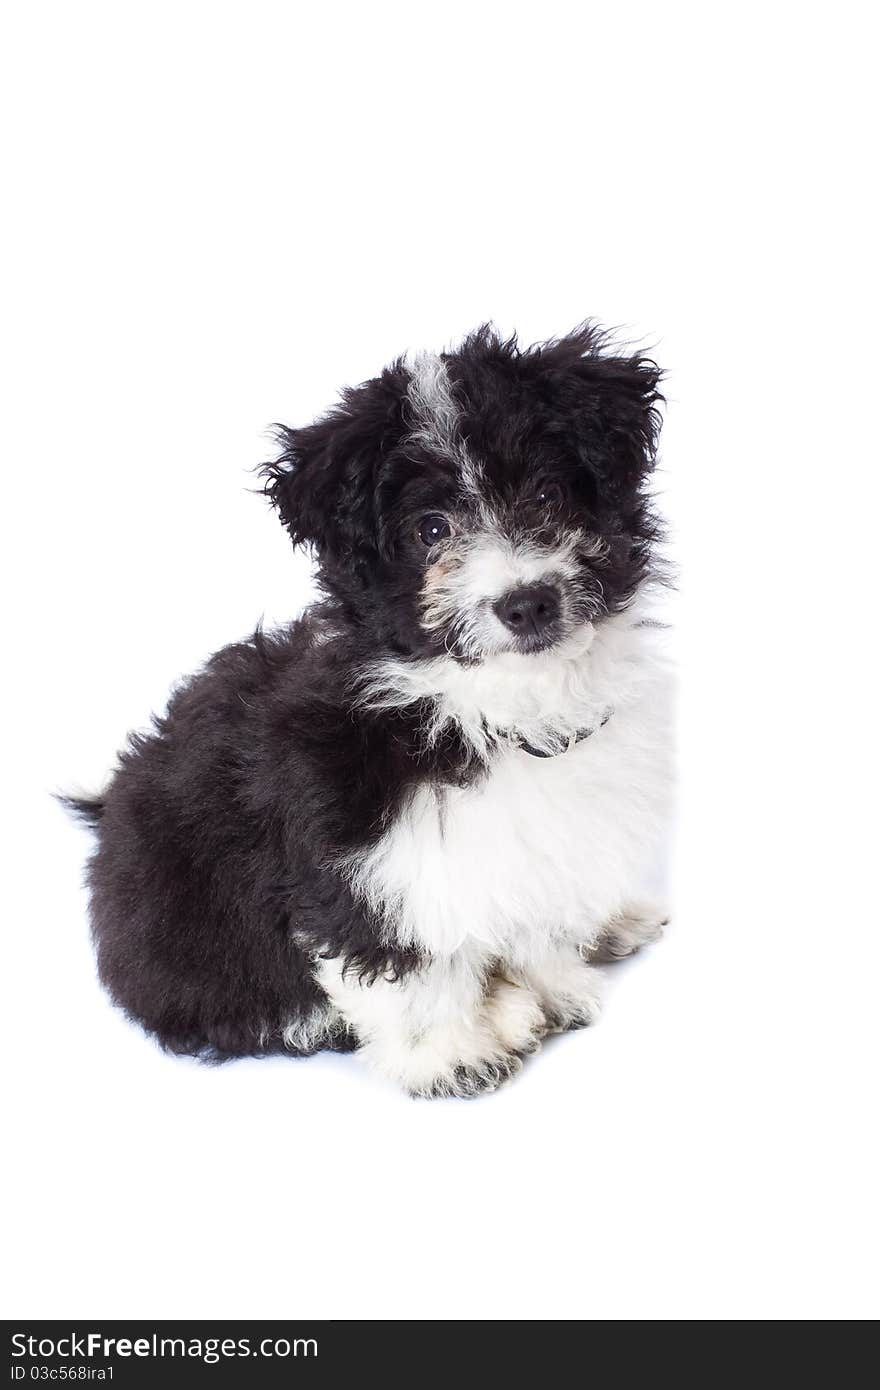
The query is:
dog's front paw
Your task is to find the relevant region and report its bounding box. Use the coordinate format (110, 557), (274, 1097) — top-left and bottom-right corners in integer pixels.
(483, 976), (546, 1055)
(421, 1053), (524, 1099)
(361, 1021), (527, 1100)
(514, 950), (603, 1035)
(584, 901), (669, 963)
(543, 976), (602, 1034)
(409, 980), (544, 1096)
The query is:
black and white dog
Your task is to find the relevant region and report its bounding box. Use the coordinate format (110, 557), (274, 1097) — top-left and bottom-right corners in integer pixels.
(67, 325), (673, 1097)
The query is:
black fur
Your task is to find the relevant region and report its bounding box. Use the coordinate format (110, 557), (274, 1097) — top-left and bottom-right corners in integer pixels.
(67, 325), (663, 1060)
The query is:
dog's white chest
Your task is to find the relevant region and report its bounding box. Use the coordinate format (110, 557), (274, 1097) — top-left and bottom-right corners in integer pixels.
(348, 693), (672, 961)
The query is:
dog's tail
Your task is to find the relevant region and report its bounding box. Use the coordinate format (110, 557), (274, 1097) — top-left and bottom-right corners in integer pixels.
(56, 790), (106, 829)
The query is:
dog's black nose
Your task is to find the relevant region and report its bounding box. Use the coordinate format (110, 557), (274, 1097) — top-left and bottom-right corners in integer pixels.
(493, 584), (560, 640)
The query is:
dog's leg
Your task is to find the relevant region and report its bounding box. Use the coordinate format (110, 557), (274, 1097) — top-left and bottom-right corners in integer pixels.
(315, 951), (540, 1098)
(482, 974), (546, 1056)
(583, 900), (669, 963)
(510, 942), (603, 1034)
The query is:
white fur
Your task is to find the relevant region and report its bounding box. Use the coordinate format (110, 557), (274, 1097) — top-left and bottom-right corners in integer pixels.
(404, 350), (484, 500)
(347, 600), (672, 962)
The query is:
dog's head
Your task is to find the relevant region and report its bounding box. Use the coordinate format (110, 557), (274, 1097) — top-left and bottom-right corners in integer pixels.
(262, 325), (663, 659)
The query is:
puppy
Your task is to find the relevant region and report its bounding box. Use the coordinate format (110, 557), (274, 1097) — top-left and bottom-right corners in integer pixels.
(66, 324), (673, 1097)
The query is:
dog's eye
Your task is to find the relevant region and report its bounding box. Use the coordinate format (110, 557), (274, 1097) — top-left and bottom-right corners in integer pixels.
(535, 483), (564, 508)
(417, 514), (452, 547)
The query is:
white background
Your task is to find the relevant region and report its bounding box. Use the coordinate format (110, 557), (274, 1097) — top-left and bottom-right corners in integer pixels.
(2, 1), (877, 1321)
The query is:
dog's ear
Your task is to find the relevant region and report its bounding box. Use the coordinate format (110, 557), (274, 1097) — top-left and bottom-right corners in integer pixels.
(262, 365), (408, 563)
(537, 325), (664, 502)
